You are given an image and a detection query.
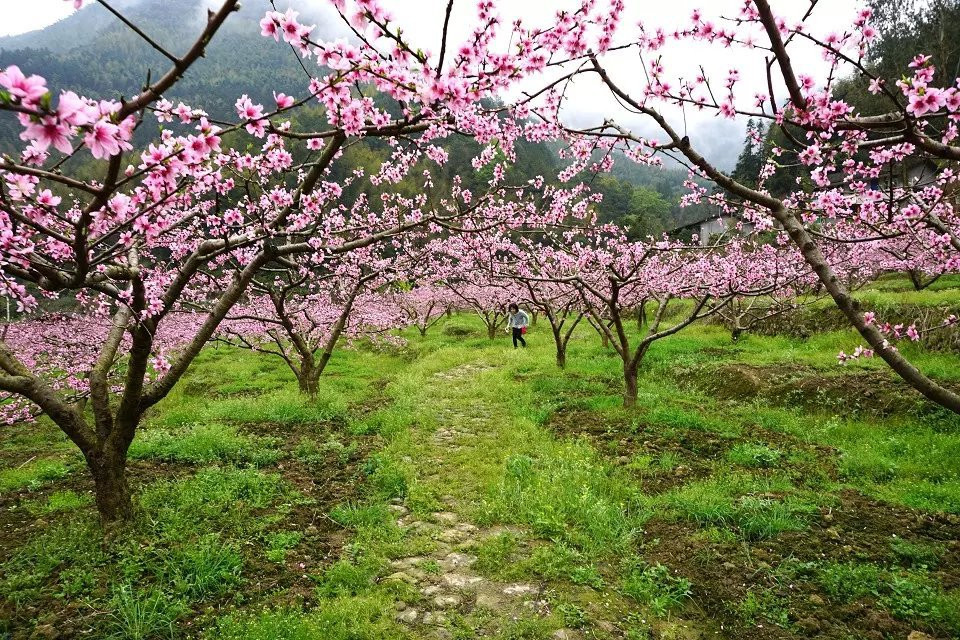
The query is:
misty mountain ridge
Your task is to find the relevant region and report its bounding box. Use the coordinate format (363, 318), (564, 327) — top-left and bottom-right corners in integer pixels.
(0, 0), (706, 231)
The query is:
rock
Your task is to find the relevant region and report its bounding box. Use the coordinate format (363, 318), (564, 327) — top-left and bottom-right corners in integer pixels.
(305, 524), (319, 536)
(422, 611), (449, 626)
(443, 573), (484, 589)
(433, 629), (453, 640)
(907, 633), (935, 640)
(438, 529), (467, 543)
(390, 556), (426, 570)
(422, 584), (443, 596)
(553, 630), (583, 640)
(441, 552), (477, 569)
(433, 594), (462, 609)
(395, 608), (419, 624)
(825, 527), (842, 541)
(722, 562), (736, 570)
(384, 571), (418, 585)
(387, 504), (409, 516)
(808, 594), (825, 606)
(433, 511), (459, 524)
(503, 583), (538, 596)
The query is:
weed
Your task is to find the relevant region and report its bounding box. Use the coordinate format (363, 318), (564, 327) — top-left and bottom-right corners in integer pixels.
(738, 587), (792, 628)
(105, 585), (188, 640)
(263, 530), (303, 563)
(890, 538), (946, 569)
(727, 443), (783, 468)
(208, 600), (407, 640)
(621, 562), (692, 617)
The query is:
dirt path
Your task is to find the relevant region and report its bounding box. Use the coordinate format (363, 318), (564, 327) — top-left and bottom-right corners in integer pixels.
(386, 363), (582, 639)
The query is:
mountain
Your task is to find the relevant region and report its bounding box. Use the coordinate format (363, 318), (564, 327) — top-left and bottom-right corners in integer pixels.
(0, 0), (343, 144)
(0, 0), (695, 231)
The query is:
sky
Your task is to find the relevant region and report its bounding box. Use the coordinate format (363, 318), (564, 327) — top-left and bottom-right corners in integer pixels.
(0, 0), (77, 36)
(0, 0), (865, 167)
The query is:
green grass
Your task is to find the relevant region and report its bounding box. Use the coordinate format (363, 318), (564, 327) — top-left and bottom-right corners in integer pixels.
(0, 457), (72, 492)
(207, 600), (407, 640)
(129, 423), (283, 466)
(817, 561), (960, 634)
(3, 306), (960, 638)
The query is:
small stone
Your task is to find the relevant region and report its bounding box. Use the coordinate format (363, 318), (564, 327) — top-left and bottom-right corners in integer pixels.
(384, 571), (418, 585)
(390, 556), (425, 570)
(387, 504), (409, 516)
(808, 594), (825, 606)
(825, 527), (841, 541)
(395, 608), (419, 624)
(438, 529), (467, 543)
(422, 584), (443, 596)
(433, 594), (462, 609)
(433, 511), (459, 524)
(305, 524), (319, 536)
(503, 583), (538, 596)
(907, 633), (935, 640)
(422, 611), (449, 626)
(552, 630), (582, 640)
(441, 552), (477, 569)
(443, 573), (484, 589)
(722, 561), (736, 570)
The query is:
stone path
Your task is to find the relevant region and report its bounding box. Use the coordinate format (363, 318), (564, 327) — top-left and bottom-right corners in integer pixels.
(385, 363), (581, 639)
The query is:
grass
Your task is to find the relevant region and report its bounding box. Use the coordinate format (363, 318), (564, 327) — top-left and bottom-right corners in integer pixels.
(3, 299), (960, 639)
(129, 423), (283, 467)
(0, 457), (72, 492)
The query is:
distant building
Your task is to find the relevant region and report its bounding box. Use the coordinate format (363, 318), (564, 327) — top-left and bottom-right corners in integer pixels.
(668, 208), (755, 246)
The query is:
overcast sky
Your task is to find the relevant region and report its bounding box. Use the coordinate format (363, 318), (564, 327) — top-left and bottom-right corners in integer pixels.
(2, 0), (865, 167)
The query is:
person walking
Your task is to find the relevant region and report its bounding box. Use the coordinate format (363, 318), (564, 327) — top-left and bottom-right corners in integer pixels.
(506, 303), (529, 349)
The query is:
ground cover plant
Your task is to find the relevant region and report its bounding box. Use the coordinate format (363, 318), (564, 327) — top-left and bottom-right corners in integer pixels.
(1, 300), (959, 639)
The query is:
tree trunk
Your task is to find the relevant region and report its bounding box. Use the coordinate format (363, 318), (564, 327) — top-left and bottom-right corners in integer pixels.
(601, 332), (609, 349)
(419, 327), (428, 337)
(623, 364), (638, 407)
(89, 452), (133, 524)
(556, 347), (567, 369)
(488, 324), (497, 340)
(531, 311), (538, 326)
(297, 358), (319, 398)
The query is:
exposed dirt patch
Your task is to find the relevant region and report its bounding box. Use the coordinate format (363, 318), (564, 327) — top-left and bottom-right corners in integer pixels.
(544, 405), (960, 639)
(0, 419), (377, 639)
(684, 362), (953, 418)
(642, 489), (960, 640)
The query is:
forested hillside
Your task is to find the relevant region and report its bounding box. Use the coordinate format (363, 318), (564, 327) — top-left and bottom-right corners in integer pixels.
(0, 0), (692, 233)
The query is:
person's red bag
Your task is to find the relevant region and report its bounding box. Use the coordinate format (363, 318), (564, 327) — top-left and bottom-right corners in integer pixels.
(521, 327), (527, 335)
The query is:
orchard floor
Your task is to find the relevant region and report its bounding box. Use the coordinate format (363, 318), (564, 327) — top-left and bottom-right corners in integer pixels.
(2, 311), (960, 639)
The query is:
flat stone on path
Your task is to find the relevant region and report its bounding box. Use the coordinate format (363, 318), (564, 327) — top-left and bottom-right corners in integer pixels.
(443, 572), (484, 589)
(395, 608), (419, 623)
(503, 583), (538, 596)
